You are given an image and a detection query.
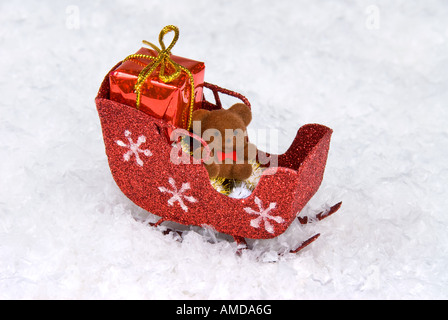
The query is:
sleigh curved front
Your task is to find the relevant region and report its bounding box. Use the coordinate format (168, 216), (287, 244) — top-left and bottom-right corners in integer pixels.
(95, 69), (332, 240)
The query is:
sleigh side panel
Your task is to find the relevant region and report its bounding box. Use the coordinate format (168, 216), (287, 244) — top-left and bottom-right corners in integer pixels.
(287, 125), (333, 214)
(97, 96), (304, 240)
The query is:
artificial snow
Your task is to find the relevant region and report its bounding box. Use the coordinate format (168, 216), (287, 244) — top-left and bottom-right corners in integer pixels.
(1, 0), (447, 299)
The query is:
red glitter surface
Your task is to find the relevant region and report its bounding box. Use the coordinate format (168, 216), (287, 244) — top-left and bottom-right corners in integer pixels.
(96, 66), (333, 240)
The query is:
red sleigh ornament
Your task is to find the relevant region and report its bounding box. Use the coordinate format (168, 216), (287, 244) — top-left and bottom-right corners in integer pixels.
(96, 64), (341, 255)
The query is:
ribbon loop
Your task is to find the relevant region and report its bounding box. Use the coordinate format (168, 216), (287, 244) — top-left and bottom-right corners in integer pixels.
(140, 25), (181, 84)
(158, 25), (179, 54)
(123, 25), (196, 130)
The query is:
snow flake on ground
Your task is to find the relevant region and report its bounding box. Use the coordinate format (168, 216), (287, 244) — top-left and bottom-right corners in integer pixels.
(158, 177), (197, 212)
(244, 197), (284, 234)
(116, 130), (152, 167)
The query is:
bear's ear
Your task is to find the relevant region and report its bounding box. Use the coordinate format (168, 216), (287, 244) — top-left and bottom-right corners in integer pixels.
(229, 103), (252, 126)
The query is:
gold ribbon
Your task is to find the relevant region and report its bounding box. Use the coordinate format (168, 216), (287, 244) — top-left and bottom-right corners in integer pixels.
(123, 25), (195, 130)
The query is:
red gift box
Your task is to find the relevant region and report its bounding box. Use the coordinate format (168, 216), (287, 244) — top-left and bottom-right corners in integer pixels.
(109, 26), (205, 131)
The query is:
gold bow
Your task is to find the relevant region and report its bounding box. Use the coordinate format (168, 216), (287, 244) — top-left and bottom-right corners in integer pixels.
(123, 25), (195, 130)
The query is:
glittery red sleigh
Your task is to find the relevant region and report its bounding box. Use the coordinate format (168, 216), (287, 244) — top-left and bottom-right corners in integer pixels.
(96, 65), (341, 254)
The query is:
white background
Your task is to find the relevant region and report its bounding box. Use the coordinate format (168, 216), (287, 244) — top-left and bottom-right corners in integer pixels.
(1, 0), (447, 299)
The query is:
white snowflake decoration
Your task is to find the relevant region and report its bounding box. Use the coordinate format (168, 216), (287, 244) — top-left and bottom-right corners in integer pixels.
(158, 177), (197, 212)
(244, 197), (284, 234)
(116, 130), (152, 167)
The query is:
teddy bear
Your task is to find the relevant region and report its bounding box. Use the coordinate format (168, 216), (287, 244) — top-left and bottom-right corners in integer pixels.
(191, 103), (257, 181)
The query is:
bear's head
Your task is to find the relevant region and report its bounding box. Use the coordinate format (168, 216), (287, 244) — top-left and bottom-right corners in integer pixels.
(192, 103), (252, 153)
(191, 103), (255, 180)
